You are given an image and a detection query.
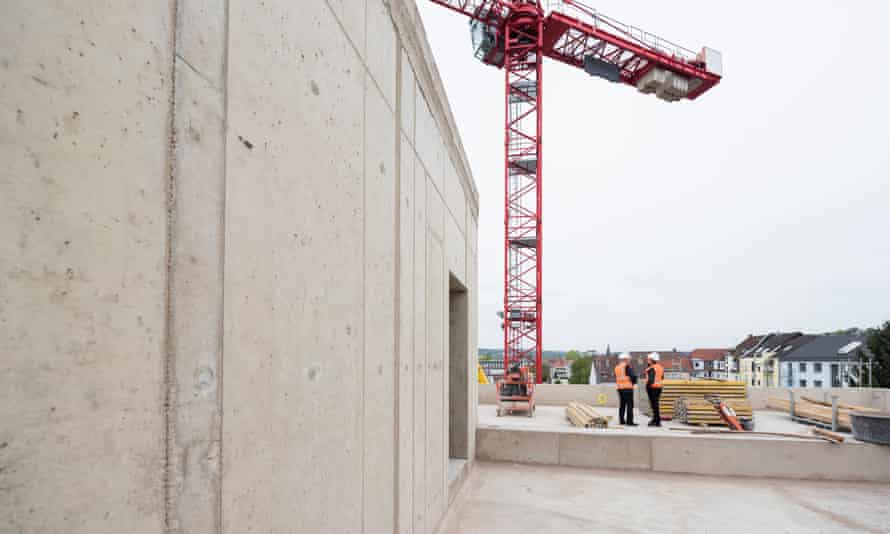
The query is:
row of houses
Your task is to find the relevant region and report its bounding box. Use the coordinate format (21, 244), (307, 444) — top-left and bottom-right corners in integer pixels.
(729, 331), (872, 388)
(479, 331), (874, 389)
(584, 331), (872, 388)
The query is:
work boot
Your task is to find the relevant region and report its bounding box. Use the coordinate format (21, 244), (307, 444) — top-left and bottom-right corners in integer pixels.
(626, 422), (638, 427)
(648, 421), (657, 427)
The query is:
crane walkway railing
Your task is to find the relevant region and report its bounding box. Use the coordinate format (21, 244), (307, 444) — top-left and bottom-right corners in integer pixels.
(544, 0), (698, 62)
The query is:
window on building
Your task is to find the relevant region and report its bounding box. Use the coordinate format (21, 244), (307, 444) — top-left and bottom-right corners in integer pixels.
(800, 379), (807, 387)
(814, 380), (823, 387)
(799, 362), (807, 372)
(814, 363), (822, 373)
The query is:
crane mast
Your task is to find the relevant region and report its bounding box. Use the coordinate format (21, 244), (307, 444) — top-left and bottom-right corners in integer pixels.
(503, 3), (544, 383)
(427, 0), (722, 383)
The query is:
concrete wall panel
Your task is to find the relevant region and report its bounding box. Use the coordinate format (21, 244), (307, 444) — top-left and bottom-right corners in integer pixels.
(425, 235), (447, 530)
(327, 0), (367, 59)
(467, 252), (479, 461)
(222, 1), (365, 532)
(415, 99), (444, 195)
(363, 77), (397, 534)
(444, 159), (466, 235)
(476, 429), (560, 464)
(411, 157), (429, 534)
(426, 175), (445, 244)
(446, 212), (466, 285)
(652, 436), (890, 482)
(400, 51), (416, 144)
(366, 0), (397, 111)
(167, 1), (227, 532)
(397, 132), (416, 534)
(0, 2), (173, 532)
(559, 434), (652, 470)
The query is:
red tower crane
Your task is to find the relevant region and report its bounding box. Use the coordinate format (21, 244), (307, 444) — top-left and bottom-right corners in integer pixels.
(427, 0), (722, 383)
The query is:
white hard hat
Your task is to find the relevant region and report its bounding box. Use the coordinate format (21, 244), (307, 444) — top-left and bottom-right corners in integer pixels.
(648, 352), (660, 362)
(618, 352), (631, 360)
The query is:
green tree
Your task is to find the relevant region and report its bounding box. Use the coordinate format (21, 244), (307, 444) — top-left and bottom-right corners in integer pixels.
(541, 363), (551, 383)
(479, 354), (493, 361)
(565, 349), (582, 361)
(569, 356), (592, 384)
(860, 321), (890, 387)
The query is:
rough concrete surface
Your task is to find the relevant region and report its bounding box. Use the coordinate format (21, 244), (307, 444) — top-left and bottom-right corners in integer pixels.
(2, 1), (480, 533)
(439, 462), (890, 534)
(1, 2), (174, 532)
(477, 405), (890, 482)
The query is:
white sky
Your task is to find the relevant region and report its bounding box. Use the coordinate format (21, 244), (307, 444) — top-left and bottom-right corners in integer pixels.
(417, 0), (890, 352)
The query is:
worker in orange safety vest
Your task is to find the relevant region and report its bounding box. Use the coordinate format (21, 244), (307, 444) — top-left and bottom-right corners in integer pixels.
(614, 353), (638, 426)
(645, 352), (665, 427)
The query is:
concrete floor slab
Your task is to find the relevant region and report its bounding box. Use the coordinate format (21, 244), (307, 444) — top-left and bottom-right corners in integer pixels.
(439, 462), (890, 534)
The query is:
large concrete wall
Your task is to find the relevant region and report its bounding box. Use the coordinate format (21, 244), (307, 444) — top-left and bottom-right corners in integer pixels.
(1, 1), (479, 533)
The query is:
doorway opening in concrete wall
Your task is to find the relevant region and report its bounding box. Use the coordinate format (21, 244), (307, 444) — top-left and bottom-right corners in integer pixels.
(448, 274), (469, 486)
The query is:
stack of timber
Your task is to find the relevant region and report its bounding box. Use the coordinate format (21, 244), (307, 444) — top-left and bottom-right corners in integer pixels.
(766, 397), (880, 431)
(674, 398), (753, 426)
(659, 380), (748, 421)
(566, 401), (610, 429)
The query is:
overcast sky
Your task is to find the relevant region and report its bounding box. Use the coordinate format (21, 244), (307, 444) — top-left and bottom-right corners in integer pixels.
(417, 0), (890, 352)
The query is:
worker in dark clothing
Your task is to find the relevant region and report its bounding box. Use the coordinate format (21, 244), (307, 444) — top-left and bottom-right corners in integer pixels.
(645, 352), (665, 427)
(614, 352), (638, 426)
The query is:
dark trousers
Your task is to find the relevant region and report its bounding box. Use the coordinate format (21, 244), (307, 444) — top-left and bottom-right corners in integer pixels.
(618, 389), (634, 424)
(647, 387), (662, 423)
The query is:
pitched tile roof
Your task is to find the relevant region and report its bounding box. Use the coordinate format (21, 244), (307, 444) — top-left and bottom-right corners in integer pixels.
(689, 348), (731, 361)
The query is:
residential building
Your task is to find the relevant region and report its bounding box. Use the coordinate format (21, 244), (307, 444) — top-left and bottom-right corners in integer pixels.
(738, 333), (803, 387)
(762, 334), (817, 387)
(779, 333), (873, 388)
(548, 358), (571, 383)
(727, 334), (765, 381)
(689, 348), (731, 379)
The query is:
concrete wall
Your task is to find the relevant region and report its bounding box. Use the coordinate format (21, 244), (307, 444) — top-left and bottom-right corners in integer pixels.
(748, 387), (890, 412)
(480, 383), (627, 408)
(483, 384), (890, 414)
(476, 428), (890, 482)
(1, 1), (479, 533)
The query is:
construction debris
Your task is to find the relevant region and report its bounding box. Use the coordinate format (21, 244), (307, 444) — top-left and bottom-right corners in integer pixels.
(800, 396), (880, 413)
(813, 428), (846, 443)
(659, 380), (748, 421)
(566, 401), (610, 429)
(674, 398), (753, 426)
(767, 397), (855, 431)
(670, 428), (838, 443)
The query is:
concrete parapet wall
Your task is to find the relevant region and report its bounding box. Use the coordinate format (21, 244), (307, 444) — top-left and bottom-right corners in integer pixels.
(477, 428), (890, 483)
(481, 384), (890, 414)
(479, 383), (622, 407)
(747, 387), (890, 412)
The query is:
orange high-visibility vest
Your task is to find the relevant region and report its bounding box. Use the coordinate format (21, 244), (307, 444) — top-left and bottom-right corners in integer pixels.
(646, 363), (664, 388)
(615, 362), (633, 390)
